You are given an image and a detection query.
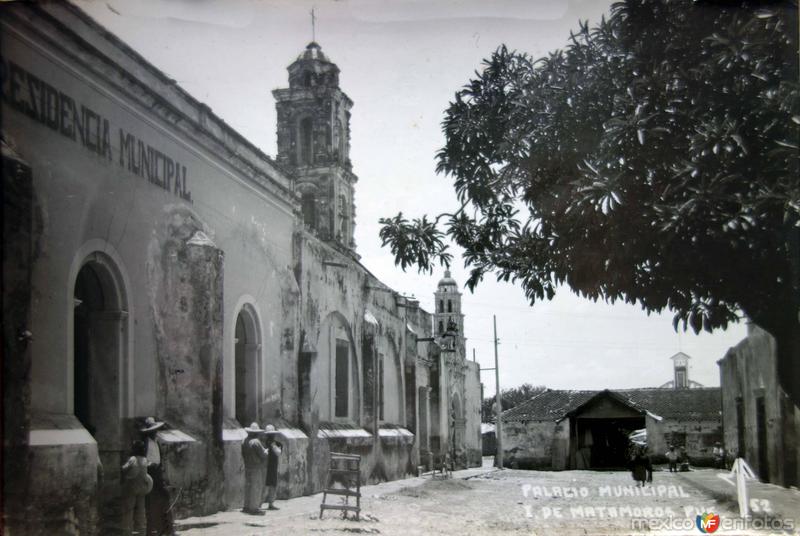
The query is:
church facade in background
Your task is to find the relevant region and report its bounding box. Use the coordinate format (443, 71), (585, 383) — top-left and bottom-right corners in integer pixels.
(1, 3), (481, 534)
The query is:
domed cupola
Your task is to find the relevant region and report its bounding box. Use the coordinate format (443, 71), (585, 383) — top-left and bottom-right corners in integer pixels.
(288, 42), (340, 89)
(438, 270), (458, 289)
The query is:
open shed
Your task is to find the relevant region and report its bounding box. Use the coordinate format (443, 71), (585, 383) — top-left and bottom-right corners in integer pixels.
(502, 388), (722, 470)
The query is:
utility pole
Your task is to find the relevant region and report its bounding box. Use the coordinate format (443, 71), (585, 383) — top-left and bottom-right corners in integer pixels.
(493, 315), (503, 469)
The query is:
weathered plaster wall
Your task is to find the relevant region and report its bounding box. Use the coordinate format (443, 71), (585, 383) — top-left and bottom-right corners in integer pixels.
(719, 327), (800, 487)
(23, 415), (99, 535)
(2, 144), (40, 534)
(503, 420), (559, 469)
(221, 425), (245, 508)
(148, 216), (225, 514)
(464, 360), (483, 467)
(646, 416), (722, 466)
(551, 422), (570, 469)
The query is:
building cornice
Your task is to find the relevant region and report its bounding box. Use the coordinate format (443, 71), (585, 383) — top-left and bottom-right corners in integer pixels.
(6, 2), (297, 210)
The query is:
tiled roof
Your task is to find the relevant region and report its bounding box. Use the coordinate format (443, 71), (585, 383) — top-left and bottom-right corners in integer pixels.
(501, 390), (597, 422)
(502, 387), (721, 423)
(616, 387), (721, 421)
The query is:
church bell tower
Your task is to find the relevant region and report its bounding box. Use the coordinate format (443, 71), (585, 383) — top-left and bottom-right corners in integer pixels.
(434, 270), (466, 359)
(273, 42), (357, 251)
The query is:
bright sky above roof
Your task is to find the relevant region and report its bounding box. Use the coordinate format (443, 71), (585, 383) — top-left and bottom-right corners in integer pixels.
(74, 0), (748, 396)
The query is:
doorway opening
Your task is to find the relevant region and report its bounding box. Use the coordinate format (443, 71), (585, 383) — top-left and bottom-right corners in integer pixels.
(73, 256), (127, 447)
(756, 396), (769, 481)
(568, 392), (645, 469)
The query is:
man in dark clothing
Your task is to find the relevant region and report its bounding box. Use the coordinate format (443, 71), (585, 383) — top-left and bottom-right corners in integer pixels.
(140, 417), (174, 536)
(263, 424), (283, 511)
(630, 446), (653, 487)
(242, 423), (269, 514)
(678, 446), (691, 472)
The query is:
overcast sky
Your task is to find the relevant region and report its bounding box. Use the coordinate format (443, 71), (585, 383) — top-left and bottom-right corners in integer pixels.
(75, 0), (748, 396)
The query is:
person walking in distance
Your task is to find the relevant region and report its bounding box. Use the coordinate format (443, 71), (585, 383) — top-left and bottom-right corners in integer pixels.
(242, 423), (269, 514)
(666, 445), (679, 473)
(630, 445), (653, 487)
(712, 442), (725, 469)
(263, 425), (283, 511)
(121, 440), (153, 536)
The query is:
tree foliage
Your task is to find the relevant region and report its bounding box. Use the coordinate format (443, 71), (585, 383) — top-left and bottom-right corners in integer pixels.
(482, 383), (547, 421)
(379, 0), (800, 401)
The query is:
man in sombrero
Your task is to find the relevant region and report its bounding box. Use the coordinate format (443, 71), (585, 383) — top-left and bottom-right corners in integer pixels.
(241, 422), (269, 514)
(140, 417), (174, 535)
(262, 424), (283, 511)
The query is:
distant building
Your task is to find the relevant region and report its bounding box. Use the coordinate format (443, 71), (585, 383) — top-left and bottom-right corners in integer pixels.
(500, 354), (722, 470)
(481, 423), (496, 456)
(718, 325), (799, 487)
(659, 352), (706, 389)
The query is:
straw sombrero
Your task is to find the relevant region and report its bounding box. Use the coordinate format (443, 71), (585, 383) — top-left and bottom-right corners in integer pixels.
(140, 417), (165, 433)
(244, 422), (265, 434)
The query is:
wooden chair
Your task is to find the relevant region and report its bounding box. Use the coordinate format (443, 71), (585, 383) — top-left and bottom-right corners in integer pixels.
(320, 452), (361, 520)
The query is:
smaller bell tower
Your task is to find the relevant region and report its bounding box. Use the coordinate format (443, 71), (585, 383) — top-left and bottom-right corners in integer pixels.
(273, 42), (357, 251)
(433, 270), (465, 359)
(671, 352), (690, 389)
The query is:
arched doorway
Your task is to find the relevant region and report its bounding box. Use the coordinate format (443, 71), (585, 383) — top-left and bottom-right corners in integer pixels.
(234, 305), (261, 426)
(73, 253), (128, 475)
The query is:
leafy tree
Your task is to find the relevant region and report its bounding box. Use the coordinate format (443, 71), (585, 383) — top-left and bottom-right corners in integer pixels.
(482, 383), (546, 421)
(379, 1), (800, 403)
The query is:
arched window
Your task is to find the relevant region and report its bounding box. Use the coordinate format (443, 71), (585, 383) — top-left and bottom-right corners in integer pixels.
(299, 117), (313, 165)
(338, 193), (349, 244)
(301, 191), (317, 230)
(439, 300), (443, 313)
(447, 300), (452, 313)
(335, 119), (345, 159)
(303, 72), (312, 87)
(234, 305), (261, 426)
(315, 313), (359, 423)
(438, 320), (444, 334)
(378, 350), (403, 424)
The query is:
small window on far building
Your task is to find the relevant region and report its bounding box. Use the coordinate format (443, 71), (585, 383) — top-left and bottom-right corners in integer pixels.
(438, 321), (443, 334)
(447, 300), (452, 313)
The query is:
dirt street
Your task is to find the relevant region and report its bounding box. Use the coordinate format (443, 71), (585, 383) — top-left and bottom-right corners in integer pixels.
(175, 461), (799, 536)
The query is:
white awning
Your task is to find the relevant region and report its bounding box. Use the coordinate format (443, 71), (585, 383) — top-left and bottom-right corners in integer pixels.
(364, 310), (379, 327)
